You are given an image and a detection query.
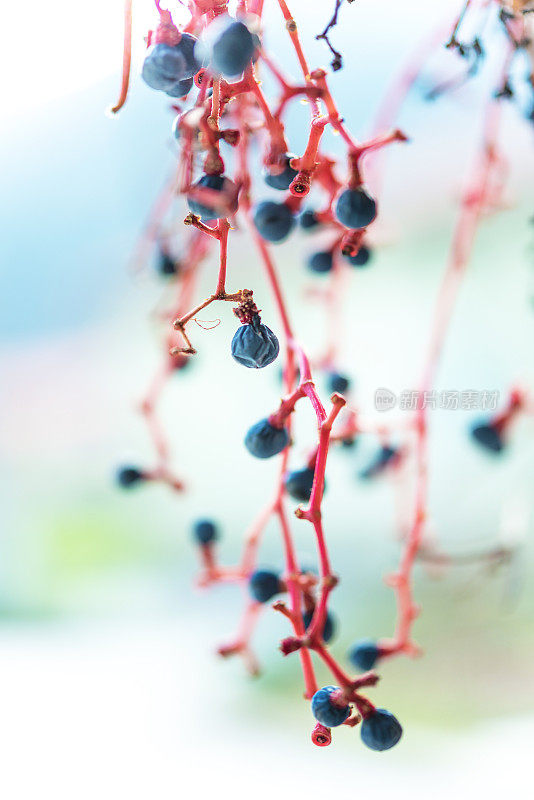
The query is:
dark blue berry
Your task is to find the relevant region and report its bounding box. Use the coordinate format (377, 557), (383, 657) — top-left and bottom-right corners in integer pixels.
(263, 154), (298, 190)
(348, 639), (380, 671)
(249, 569), (282, 603)
(253, 201), (295, 242)
(359, 446), (398, 480)
(299, 209), (320, 230)
(285, 467), (315, 502)
(244, 418), (289, 459)
(116, 466), (144, 488)
(328, 372), (350, 394)
(164, 76), (194, 98)
(343, 244), (372, 267)
(187, 174), (238, 222)
(311, 686), (351, 727)
(303, 609), (336, 643)
(192, 519), (218, 545)
(231, 315), (279, 369)
(360, 709), (403, 751)
(307, 251), (333, 273)
(141, 44), (187, 91)
(471, 423), (503, 454)
(207, 20), (256, 77)
(335, 188), (377, 229)
(175, 33), (202, 78)
(157, 251), (179, 276)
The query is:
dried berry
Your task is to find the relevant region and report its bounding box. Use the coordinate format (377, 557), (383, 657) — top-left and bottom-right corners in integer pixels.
(231, 315), (279, 369)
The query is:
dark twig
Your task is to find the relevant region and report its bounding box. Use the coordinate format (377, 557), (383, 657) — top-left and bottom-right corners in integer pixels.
(316, 0), (354, 71)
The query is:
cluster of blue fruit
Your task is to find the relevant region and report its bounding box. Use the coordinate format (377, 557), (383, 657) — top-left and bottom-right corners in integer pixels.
(311, 686), (402, 751)
(142, 16), (257, 98)
(189, 524), (395, 748)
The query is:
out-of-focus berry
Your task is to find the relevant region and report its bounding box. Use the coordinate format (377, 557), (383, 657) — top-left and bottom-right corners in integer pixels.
(244, 418), (289, 458)
(253, 201), (295, 242)
(187, 174), (238, 221)
(263, 154), (298, 190)
(249, 569), (282, 602)
(192, 519), (218, 545)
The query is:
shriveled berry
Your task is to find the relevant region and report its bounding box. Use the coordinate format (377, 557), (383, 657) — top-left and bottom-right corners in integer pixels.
(303, 609), (336, 643)
(311, 686), (350, 727)
(202, 19), (256, 77)
(142, 44), (187, 91)
(249, 569), (282, 603)
(328, 372), (350, 394)
(308, 251), (333, 273)
(348, 639), (380, 671)
(263, 154), (298, 190)
(471, 422), (503, 453)
(192, 519), (218, 544)
(253, 201), (295, 242)
(244, 418), (289, 459)
(116, 466), (144, 488)
(361, 708), (403, 751)
(299, 209), (320, 230)
(187, 174), (238, 221)
(164, 76), (194, 98)
(285, 467), (315, 502)
(335, 187), (377, 229)
(359, 445), (398, 480)
(231, 315), (279, 368)
(343, 244), (372, 267)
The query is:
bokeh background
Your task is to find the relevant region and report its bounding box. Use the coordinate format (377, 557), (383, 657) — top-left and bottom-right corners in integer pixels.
(1, 0), (533, 797)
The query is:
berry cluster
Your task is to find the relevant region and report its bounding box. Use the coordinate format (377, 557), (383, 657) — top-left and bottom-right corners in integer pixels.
(110, 0), (533, 749)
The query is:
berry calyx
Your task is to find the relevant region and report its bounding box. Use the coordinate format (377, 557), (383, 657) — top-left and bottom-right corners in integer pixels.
(311, 723), (332, 747)
(311, 686), (351, 728)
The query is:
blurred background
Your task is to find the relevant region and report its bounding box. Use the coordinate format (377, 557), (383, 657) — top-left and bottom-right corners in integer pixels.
(1, 0), (533, 797)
